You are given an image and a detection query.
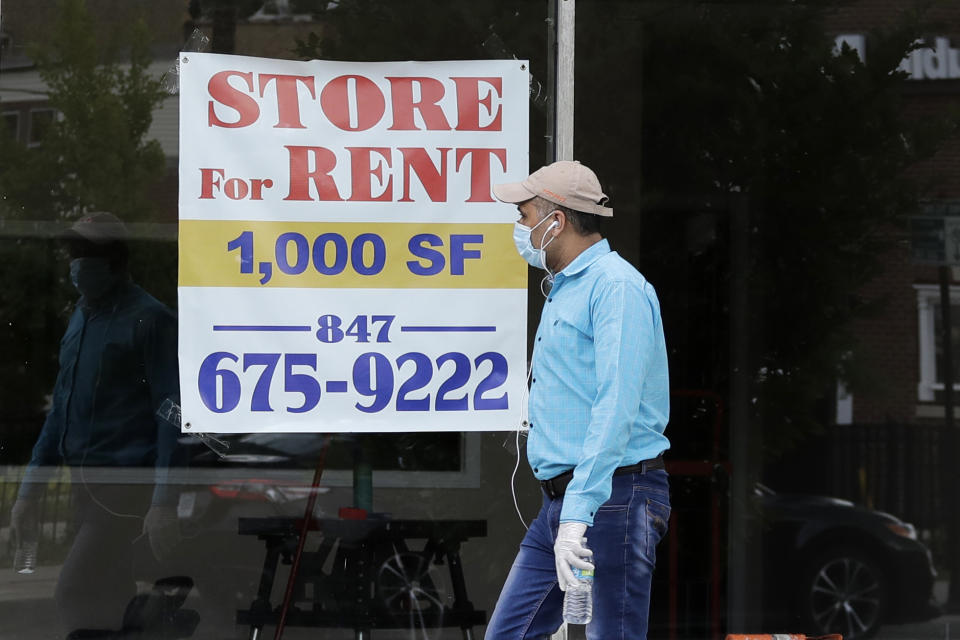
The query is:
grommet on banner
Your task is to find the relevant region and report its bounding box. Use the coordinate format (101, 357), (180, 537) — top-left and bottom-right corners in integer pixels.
(160, 28), (211, 95)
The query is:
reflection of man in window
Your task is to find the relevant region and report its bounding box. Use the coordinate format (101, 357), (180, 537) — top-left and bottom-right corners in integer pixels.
(10, 213), (182, 638)
(486, 162), (671, 639)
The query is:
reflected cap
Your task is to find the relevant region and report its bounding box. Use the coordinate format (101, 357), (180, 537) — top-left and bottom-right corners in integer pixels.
(63, 212), (128, 244)
(493, 160), (613, 217)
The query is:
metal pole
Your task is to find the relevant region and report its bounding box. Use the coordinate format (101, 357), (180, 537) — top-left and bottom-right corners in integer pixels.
(555, 0), (575, 161)
(545, 0), (556, 164)
(938, 267), (960, 609)
(550, 5), (574, 639)
(273, 435), (333, 640)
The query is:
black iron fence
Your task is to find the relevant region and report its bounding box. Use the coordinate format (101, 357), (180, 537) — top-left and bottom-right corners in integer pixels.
(765, 422), (947, 531)
(0, 468), (74, 568)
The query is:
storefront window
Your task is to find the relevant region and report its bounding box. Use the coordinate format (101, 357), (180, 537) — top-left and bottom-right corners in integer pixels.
(2, 1), (959, 639)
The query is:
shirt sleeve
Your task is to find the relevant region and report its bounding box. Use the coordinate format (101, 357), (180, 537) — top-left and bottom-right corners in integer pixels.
(559, 278), (652, 525)
(17, 310), (82, 500)
(17, 408), (65, 499)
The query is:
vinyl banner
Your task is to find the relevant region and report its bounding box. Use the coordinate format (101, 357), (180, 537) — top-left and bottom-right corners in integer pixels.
(178, 53), (529, 433)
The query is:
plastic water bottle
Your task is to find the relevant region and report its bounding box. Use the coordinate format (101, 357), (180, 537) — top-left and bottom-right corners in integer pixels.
(562, 538), (593, 624)
(13, 538), (38, 574)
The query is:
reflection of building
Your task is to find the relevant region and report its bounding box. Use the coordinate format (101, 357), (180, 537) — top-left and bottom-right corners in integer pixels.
(822, 5), (960, 427)
(0, 29), (56, 148)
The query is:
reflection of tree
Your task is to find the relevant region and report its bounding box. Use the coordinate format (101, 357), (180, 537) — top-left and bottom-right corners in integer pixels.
(0, 0), (167, 460)
(625, 3), (959, 454)
(288, 1), (960, 456)
(290, 0), (548, 160)
(1, 0), (165, 221)
(291, 0), (543, 63)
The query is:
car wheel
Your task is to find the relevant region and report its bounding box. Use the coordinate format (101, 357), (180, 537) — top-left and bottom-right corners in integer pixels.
(375, 549), (446, 638)
(799, 546), (887, 639)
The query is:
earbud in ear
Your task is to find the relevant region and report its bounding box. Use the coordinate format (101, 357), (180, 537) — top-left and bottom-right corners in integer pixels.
(546, 220), (560, 233)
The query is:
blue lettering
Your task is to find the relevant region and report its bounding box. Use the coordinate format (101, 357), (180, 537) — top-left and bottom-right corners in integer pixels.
(406, 233), (445, 276)
(449, 234), (483, 275)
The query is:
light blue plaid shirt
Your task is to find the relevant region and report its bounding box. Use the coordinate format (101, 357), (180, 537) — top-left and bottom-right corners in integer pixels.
(528, 239), (670, 525)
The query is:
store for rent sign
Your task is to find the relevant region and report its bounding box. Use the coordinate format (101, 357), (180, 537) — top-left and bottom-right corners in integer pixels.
(177, 53), (529, 433)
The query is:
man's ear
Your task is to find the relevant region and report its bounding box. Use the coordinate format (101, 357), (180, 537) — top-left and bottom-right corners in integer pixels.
(546, 211), (563, 235)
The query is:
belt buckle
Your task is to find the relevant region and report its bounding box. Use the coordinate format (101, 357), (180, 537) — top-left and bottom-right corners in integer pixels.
(543, 478), (559, 500)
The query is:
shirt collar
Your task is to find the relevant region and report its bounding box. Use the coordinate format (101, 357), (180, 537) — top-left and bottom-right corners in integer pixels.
(557, 238), (611, 279)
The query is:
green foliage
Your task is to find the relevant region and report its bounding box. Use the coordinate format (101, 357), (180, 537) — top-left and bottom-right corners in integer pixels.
(1, 0), (166, 222)
(0, 0), (168, 452)
(292, 0), (544, 65)
(288, 0), (959, 454)
(633, 2), (959, 453)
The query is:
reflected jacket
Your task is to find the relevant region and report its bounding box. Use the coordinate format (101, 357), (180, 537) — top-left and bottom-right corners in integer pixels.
(18, 282), (181, 505)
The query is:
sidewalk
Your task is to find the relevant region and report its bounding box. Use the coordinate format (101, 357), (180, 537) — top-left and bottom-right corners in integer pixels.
(0, 565), (61, 640)
(0, 564), (60, 602)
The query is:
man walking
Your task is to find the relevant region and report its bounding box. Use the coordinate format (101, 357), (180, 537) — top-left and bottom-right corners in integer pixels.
(486, 161), (671, 639)
(11, 213), (182, 639)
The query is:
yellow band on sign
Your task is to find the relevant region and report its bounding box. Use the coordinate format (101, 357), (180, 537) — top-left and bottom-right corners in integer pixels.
(179, 220), (526, 289)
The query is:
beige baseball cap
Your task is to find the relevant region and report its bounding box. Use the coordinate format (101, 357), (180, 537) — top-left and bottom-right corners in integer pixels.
(493, 160), (613, 217)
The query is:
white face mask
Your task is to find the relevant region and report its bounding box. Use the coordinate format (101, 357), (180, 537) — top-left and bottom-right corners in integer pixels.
(513, 213), (559, 271)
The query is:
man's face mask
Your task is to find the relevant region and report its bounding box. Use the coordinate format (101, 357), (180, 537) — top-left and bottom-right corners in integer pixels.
(513, 213), (559, 270)
(69, 257), (118, 300)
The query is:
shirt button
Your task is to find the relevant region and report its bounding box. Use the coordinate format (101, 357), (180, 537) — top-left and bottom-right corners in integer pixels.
(548, 297), (553, 302)
(537, 337), (541, 341)
(532, 378), (536, 383)
(534, 467), (539, 472)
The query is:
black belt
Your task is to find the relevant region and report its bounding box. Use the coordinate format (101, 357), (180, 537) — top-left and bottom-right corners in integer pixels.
(540, 456), (666, 500)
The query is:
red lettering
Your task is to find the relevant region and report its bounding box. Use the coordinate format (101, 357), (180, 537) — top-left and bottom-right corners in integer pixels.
(207, 71), (259, 128)
(347, 147), (393, 201)
(456, 148), (507, 202)
(224, 178), (249, 200)
(284, 145), (343, 201)
(199, 168), (225, 199)
(320, 75), (386, 132)
(399, 148), (450, 202)
(386, 77), (452, 131)
(250, 178), (273, 200)
(258, 74), (316, 129)
(452, 77), (502, 132)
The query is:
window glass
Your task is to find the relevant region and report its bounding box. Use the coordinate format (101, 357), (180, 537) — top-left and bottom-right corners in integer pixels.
(27, 108), (54, 146)
(2, 112), (19, 141)
(2, 2), (959, 640)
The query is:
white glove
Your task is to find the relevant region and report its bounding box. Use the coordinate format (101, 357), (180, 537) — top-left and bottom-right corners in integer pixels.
(554, 521), (594, 591)
(143, 505), (181, 561)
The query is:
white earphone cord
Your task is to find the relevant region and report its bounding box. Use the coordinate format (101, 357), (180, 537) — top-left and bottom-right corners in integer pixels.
(510, 356), (534, 530)
(510, 216), (558, 530)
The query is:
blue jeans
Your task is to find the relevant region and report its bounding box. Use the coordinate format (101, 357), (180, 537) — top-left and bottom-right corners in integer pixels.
(485, 470), (670, 640)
